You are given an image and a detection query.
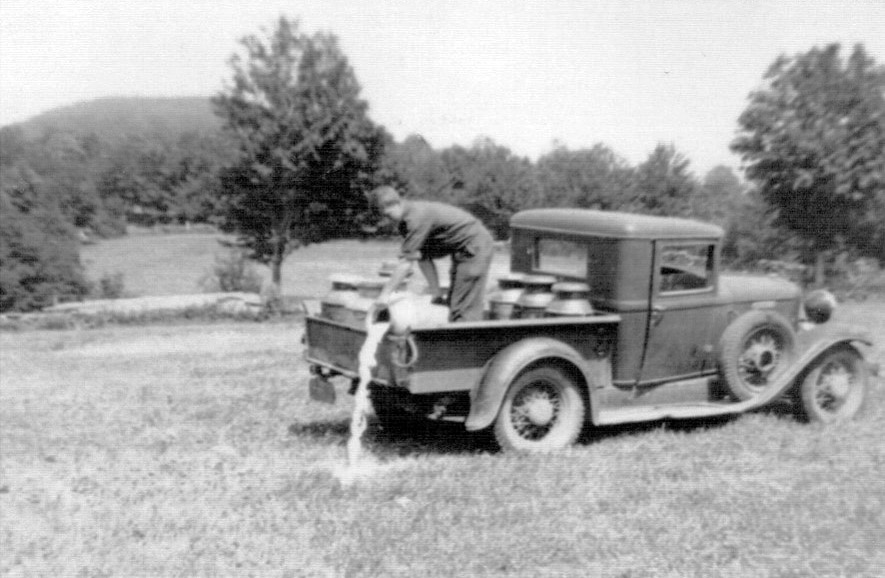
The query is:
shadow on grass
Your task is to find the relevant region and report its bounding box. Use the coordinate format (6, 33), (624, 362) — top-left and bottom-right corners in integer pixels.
(289, 399), (808, 456)
(287, 417), (497, 457)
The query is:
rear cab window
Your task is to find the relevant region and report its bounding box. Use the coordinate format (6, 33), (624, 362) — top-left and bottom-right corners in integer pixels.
(534, 238), (588, 278)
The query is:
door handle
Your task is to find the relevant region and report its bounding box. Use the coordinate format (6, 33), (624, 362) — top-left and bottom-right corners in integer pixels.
(651, 305), (666, 326)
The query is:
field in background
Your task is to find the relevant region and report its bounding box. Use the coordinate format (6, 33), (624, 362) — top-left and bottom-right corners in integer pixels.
(5, 231), (883, 576)
(81, 232), (511, 299)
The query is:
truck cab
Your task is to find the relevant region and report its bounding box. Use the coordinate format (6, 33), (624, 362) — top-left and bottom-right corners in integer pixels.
(510, 209), (800, 389)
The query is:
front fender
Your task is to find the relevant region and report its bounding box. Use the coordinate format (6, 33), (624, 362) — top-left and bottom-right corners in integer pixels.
(726, 323), (874, 414)
(793, 323), (875, 378)
(464, 337), (599, 432)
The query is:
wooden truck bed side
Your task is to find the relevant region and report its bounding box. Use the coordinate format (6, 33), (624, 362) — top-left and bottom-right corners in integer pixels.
(304, 314), (621, 395)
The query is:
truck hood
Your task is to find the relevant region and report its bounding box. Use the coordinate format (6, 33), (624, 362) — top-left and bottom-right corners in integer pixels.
(719, 274), (801, 303)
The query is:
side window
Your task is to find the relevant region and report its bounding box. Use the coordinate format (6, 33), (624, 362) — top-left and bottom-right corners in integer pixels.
(659, 244), (714, 293)
(535, 238), (587, 278)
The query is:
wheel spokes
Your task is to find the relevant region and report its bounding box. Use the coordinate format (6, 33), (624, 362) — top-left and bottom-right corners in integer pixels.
(738, 330), (784, 387)
(814, 361), (854, 412)
(511, 382), (561, 440)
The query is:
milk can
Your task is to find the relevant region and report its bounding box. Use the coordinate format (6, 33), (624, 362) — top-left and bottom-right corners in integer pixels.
(545, 282), (594, 317)
(321, 274), (362, 323)
(488, 273), (526, 320)
(515, 274), (557, 318)
(347, 278), (387, 326)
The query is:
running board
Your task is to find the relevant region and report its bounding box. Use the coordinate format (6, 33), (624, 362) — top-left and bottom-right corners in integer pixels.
(596, 402), (744, 425)
(595, 339), (845, 426)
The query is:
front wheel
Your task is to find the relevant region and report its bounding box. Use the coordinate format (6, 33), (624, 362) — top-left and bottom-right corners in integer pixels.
(493, 365), (586, 452)
(799, 348), (869, 423)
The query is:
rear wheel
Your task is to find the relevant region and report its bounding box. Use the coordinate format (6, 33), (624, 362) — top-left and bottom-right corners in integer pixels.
(719, 311), (797, 401)
(493, 365), (585, 452)
(799, 348), (868, 423)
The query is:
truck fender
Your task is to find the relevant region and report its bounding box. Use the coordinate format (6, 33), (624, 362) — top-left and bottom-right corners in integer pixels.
(464, 337), (596, 432)
(725, 326), (873, 414)
(790, 325), (875, 384)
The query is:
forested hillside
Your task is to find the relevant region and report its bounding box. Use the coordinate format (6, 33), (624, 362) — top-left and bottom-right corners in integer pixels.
(17, 97), (219, 143)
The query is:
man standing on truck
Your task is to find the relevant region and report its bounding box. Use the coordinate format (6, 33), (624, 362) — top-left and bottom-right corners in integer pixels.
(372, 186), (494, 322)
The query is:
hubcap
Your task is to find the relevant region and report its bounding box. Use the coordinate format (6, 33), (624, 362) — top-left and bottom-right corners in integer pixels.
(511, 382), (561, 440)
(525, 397), (555, 426)
(738, 331), (782, 388)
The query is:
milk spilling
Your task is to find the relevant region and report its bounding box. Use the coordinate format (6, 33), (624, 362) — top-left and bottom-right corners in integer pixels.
(345, 312), (390, 469)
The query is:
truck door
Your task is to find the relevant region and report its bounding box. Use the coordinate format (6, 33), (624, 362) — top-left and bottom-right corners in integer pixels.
(639, 241), (720, 384)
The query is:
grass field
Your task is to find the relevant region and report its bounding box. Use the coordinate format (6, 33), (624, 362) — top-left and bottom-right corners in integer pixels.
(80, 232), (512, 299)
(3, 234), (884, 576)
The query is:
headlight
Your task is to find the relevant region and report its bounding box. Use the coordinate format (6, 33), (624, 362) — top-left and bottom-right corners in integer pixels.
(804, 289), (837, 324)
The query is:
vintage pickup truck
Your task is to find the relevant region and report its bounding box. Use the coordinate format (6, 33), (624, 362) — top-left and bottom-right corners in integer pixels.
(304, 209), (875, 452)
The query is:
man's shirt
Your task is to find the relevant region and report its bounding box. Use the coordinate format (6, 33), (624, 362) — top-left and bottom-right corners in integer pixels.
(398, 200), (488, 261)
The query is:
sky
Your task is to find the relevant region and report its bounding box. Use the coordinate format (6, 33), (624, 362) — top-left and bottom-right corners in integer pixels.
(1, 0), (883, 174)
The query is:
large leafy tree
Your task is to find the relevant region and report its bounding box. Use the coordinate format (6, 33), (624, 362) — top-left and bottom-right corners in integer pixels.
(213, 17), (389, 290)
(731, 43), (885, 279)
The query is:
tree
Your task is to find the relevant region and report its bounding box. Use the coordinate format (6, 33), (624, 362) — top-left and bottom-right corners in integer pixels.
(731, 43), (885, 281)
(213, 17), (389, 291)
(535, 143), (634, 210)
(97, 131), (235, 226)
(437, 138), (540, 238)
(385, 134), (454, 200)
(691, 165), (746, 225)
(0, 187), (90, 312)
(630, 143), (697, 217)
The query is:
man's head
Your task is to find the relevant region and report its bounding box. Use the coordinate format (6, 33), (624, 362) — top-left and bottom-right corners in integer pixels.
(373, 186), (405, 222)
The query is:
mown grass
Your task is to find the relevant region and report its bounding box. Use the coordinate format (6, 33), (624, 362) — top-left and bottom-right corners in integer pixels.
(10, 233), (885, 575)
(2, 299), (884, 577)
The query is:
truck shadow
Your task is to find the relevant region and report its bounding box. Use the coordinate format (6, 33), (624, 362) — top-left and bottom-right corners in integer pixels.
(289, 401), (803, 456)
(287, 418), (497, 456)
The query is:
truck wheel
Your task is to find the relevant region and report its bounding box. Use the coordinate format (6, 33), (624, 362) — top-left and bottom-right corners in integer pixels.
(494, 365), (585, 452)
(799, 348), (868, 423)
(719, 310), (797, 401)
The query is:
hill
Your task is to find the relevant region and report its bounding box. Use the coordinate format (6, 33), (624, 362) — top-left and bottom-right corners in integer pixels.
(10, 96), (220, 142)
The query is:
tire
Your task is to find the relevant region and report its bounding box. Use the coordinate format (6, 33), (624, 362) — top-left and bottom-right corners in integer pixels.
(719, 310), (797, 401)
(493, 365), (586, 452)
(799, 348), (869, 423)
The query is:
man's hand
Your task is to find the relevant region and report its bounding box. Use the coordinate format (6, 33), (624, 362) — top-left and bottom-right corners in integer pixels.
(374, 291), (392, 310)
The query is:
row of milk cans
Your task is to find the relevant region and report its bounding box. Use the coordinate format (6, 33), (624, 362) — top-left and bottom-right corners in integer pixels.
(487, 273), (595, 320)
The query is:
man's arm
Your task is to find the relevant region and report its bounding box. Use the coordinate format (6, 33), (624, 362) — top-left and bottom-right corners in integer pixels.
(377, 258), (413, 305)
(418, 258), (443, 300)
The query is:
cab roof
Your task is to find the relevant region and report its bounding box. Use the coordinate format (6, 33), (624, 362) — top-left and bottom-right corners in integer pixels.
(511, 208), (724, 240)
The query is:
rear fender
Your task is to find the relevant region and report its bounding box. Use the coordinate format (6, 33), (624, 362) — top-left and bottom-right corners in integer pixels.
(464, 337), (598, 432)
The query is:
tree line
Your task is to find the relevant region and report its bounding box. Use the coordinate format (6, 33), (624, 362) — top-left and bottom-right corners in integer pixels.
(1, 17), (883, 312)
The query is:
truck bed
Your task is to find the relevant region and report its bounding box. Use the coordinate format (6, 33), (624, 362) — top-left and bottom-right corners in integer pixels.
(305, 313), (621, 395)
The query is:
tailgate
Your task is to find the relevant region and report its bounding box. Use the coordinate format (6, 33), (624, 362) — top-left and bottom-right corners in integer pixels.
(304, 316), (399, 384)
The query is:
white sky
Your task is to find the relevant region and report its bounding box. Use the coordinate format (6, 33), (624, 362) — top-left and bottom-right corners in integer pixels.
(1, 0), (883, 173)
